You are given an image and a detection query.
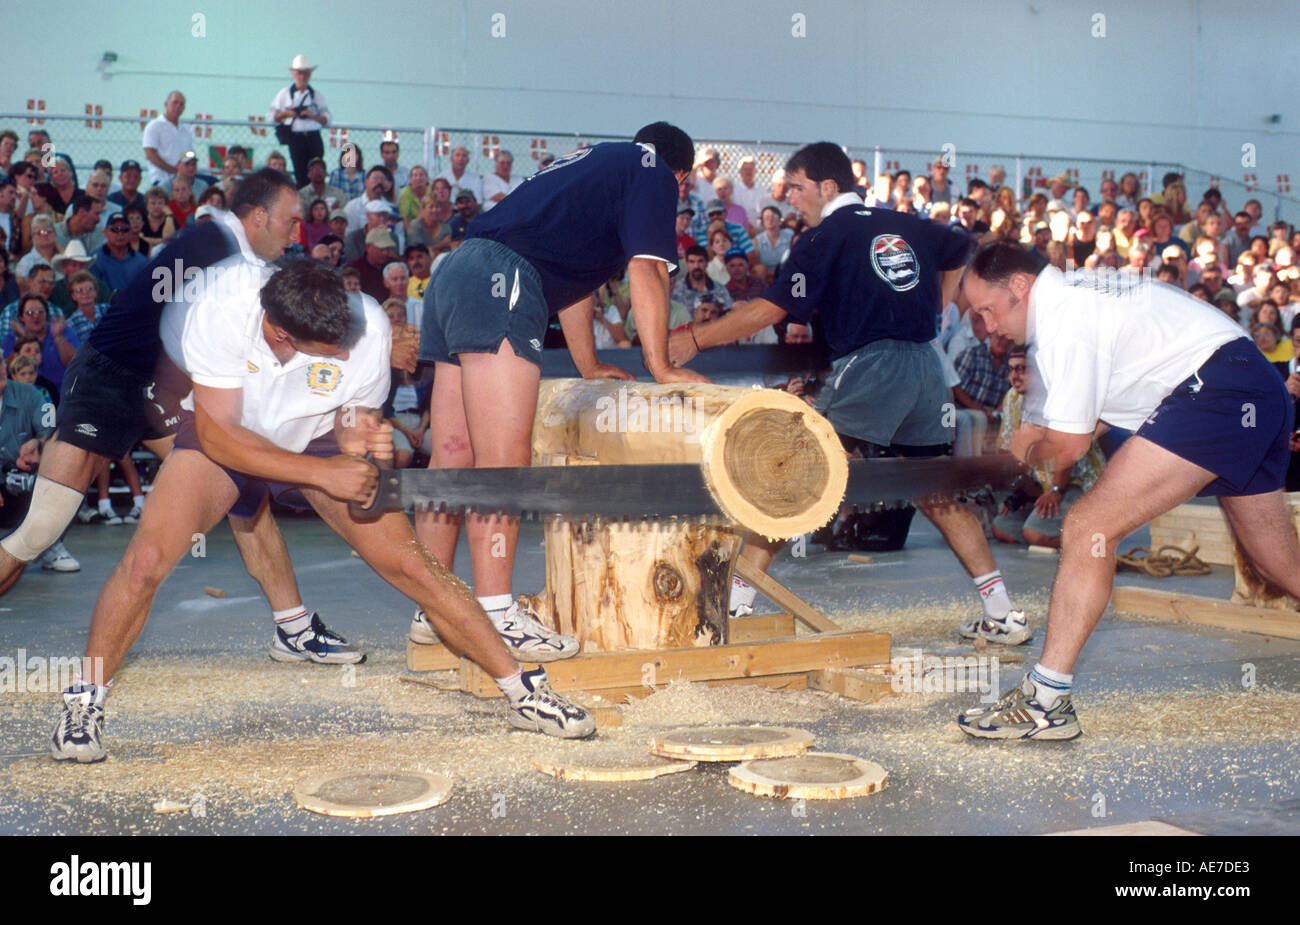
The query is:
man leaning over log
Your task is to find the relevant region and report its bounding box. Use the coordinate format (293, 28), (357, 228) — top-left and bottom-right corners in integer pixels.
(670, 142), (1033, 646)
(412, 122), (708, 660)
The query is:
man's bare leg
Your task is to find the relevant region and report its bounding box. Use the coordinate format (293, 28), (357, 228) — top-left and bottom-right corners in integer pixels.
(415, 361), (473, 570)
(915, 500), (997, 577)
(455, 340), (540, 597)
(305, 489), (517, 677)
(1038, 436), (1215, 675)
(228, 494), (304, 612)
(0, 437), (103, 596)
(84, 449), (239, 682)
(1219, 490), (1300, 598)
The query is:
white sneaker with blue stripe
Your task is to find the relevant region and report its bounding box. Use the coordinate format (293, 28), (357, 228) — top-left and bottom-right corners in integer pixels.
(270, 613), (365, 664)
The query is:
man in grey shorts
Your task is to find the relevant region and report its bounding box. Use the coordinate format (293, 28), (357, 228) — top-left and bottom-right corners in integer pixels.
(413, 122), (708, 661)
(671, 141), (1033, 646)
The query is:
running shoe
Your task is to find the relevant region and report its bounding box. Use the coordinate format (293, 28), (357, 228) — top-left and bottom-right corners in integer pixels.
(269, 613), (366, 664)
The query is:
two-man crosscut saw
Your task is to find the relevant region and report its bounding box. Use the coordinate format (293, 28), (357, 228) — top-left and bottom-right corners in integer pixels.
(350, 455), (1022, 523)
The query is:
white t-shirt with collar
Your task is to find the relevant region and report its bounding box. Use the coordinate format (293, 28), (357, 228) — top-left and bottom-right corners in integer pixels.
(142, 116), (198, 187)
(1025, 266), (1246, 434)
(177, 283), (390, 452)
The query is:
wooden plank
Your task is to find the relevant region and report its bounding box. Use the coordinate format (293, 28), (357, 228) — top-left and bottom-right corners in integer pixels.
(807, 667), (898, 702)
(734, 558), (841, 633)
(409, 614), (792, 674)
(574, 673), (810, 702)
(1112, 587), (1300, 641)
(459, 630), (890, 698)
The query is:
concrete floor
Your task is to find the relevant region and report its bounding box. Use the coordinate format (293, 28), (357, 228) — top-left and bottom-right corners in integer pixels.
(1, 509), (1298, 836)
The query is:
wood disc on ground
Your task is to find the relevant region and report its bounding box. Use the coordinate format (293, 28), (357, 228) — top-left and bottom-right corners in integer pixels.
(649, 725), (813, 762)
(292, 770), (452, 818)
(533, 748), (697, 782)
(728, 752), (888, 800)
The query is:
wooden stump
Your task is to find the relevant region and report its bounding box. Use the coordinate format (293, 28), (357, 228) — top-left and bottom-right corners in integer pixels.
(531, 380), (846, 652)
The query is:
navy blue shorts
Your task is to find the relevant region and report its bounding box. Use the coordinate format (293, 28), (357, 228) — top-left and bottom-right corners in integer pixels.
(173, 411), (340, 519)
(418, 238), (549, 368)
(1135, 337), (1293, 497)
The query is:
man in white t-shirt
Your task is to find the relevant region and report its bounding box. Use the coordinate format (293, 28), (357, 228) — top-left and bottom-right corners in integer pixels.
(957, 244), (1300, 741)
(481, 150), (522, 211)
(50, 259), (594, 762)
(142, 91), (197, 188)
(433, 147), (483, 205)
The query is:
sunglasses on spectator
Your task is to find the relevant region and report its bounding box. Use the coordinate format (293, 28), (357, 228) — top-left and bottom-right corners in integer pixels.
(107, 224), (130, 232)
(1008, 364), (1029, 372)
(23, 309), (46, 317)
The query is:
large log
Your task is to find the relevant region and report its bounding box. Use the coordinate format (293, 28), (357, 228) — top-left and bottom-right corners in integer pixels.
(530, 380), (846, 652)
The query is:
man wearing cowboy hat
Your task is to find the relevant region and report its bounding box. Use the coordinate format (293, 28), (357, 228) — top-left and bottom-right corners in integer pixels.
(268, 54), (332, 187)
(49, 241), (109, 313)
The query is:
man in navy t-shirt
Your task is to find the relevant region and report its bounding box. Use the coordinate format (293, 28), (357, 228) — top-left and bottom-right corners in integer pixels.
(0, 171), (364, 668)
(669, 142), (1033, 648)
(414, 122), (708, 658)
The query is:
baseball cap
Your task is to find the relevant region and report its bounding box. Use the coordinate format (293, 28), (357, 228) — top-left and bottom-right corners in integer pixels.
(677, 202), (695, 215)
(705, 198), (726, 215)
(181, 151), (198, 163)
(328, 209), (347, 222)
(1046, 198), (1068, 212)
(1033, 220), (1050, 232)
(364, 198), (395, 215)
(194, 205), (219, 220)
(119, 159), (142, 172)
(105, 211), (127, 226)
(455, 189), (477, 202)
(307, 156), (326, 168)
(723, 248), (747, 262)
(365, 227), (397, 249)
(1161, 245), (1185, 261)
(1214, 288), (1237, 303)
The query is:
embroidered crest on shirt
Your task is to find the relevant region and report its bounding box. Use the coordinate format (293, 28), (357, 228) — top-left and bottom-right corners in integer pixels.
(869, 234), (920, 292)
(306, 362), (343, 393)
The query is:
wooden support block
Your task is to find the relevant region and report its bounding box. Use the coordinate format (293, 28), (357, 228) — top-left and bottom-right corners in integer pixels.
(729, 613), (796, 642)
(458, 630), (890, 698)
(406, 639), (463, 673)
(734, 558), (841, 633)
(807, 667), (898, 702)
(705, 672), (808, 692)
(846, 554), (875, 564)
(1112, 587), (1300, 641)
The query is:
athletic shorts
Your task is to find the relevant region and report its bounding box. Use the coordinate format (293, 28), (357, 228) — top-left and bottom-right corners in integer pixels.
(56, 344), (187, 460)
(418, 237), (548, 368)
(816, 339), (955, 448)
(1136, 337), (1293, 497)
(173, 411), (340, 519)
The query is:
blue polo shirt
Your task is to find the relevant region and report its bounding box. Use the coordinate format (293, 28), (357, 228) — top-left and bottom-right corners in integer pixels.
(0, 381), (55, 466)
(761, 194), (972, 360)
(88, 221), (237, 380)
(466, 142), (679, 313)
(89, 244), (150, 294)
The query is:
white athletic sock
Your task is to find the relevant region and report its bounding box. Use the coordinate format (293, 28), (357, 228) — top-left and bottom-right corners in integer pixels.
(478, 593), (514, 621)
(973, 570), (1013, 620)
(495, 669), (528, 703)
(729, 576), (757, 614)
(1026, 663), (1073, 709)
(97, 498), (115, 516)
(131, 494), (145, 509)
(273, 606), (312, 635)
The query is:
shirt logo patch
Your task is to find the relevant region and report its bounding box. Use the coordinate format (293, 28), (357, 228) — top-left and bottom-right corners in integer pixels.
(869, 234), (920, 292)
(306, 362), (343, 393)
(248, 361), (259, 372)
(75, 423), (98, 437)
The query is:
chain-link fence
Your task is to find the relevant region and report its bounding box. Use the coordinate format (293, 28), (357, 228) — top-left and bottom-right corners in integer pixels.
(6, 111), (1298, 225)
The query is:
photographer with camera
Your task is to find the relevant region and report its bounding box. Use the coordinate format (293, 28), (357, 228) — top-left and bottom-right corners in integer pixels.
(268, 55), (331, 187)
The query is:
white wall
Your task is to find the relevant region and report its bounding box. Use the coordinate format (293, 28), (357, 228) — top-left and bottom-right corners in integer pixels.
(3, 0), (1296, 209)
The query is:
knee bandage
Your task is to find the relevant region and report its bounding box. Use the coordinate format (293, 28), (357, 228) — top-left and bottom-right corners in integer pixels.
(0, 476), (84, 562)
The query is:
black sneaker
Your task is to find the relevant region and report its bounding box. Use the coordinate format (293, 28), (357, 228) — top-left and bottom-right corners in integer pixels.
(269, 613), (366, 664)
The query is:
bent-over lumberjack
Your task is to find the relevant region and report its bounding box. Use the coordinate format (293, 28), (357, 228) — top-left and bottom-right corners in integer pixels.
(957, 242), (1300, 740)
(669, 142), (1034, 646)
(52, 259), (595, 763)
(412, 121), (708, 657)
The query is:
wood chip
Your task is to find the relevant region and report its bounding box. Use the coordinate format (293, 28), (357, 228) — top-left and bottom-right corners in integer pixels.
(649, 725), (813, 762)
(293, 770), (452, 818)
(728, 752), (887, 800)
(533, 752), (696, 782)
(151, 799), (191, 814)
(203, 586), (226, 598)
